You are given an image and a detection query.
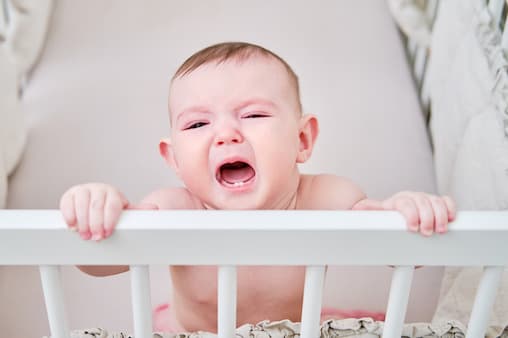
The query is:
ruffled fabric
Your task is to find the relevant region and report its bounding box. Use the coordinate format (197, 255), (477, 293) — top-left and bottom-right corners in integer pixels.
(386, 0), (432, 48)
(43, 318), (508, 338)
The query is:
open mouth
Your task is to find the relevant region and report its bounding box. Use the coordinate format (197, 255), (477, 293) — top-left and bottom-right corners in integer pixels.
(216, 161), (256, 188)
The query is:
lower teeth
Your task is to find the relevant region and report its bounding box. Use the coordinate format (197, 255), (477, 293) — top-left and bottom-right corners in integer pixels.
(233, 181), (244, 187)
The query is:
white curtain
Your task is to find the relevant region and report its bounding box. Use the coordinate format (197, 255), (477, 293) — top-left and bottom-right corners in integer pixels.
(390, 0), (508, 334)
(427, 2), (508, 335)
(0, 0), (53, 207)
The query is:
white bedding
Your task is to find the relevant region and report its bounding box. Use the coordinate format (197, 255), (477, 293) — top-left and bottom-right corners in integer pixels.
(2, 1), (437, 337)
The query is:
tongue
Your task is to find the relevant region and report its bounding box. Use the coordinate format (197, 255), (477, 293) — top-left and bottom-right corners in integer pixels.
(221, 165), (255, 184)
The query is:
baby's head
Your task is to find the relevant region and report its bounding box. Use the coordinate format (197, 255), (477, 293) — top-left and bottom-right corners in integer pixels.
(171, 42), (303, 115)
(160, 42), (319, 209)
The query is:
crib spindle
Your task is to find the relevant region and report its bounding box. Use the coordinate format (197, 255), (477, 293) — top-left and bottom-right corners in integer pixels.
(218, 265), (237, 338)
(130, 265), (153, 338)
(300, 266), (326, 338)
(465, 266), (504, 338)
(381, 266), (415, 338)
(39, 265), (70, 338)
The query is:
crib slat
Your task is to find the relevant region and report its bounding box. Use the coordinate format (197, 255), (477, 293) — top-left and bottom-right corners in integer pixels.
(39, 265), (70, 338)
(465, 266), (504, 338)
(300, 266), (326, 338)
(382, 266), (414, 338)
(218, 266), (237, 338)
(130, 265), (153, 338)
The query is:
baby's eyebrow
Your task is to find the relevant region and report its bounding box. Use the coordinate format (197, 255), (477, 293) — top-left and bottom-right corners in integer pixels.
(175, 99), (277, 122)
(176, 106), (210, 122)
(235, 98), (277, 111)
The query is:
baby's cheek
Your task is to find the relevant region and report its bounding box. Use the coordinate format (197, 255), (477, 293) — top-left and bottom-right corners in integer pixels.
(265, 149), (297, 180)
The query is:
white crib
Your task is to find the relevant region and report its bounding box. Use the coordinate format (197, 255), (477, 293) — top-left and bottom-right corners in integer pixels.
(2, 0), (508, 337)
(1, 210), (507, 338)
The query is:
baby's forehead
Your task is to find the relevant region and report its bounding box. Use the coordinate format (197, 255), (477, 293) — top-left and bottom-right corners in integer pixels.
(174, 50), (284, 76)
(168, 55), (301, 119)
(172, 54), (287, 82)
(170, 55), (295, 95)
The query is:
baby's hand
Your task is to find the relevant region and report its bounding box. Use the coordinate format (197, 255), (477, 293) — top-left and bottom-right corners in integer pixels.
(60, 183), (157, 241)
(353, 192), (456, 236)
(60, 183), (129, 241)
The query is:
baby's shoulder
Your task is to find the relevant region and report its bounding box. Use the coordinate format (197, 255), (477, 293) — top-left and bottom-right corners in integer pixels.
(140, 187), (204, 210)
(297, 174), (366, 210)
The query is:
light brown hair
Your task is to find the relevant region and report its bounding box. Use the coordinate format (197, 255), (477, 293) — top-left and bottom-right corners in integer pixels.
(171, 42), (302, 113)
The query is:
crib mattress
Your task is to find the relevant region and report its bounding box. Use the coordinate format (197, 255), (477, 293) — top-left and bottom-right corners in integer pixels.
(42, 319), (508, 338)
(4, 1), (439, 337)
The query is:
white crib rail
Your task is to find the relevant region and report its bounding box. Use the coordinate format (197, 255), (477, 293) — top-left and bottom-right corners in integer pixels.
(1, 210), (507, 338)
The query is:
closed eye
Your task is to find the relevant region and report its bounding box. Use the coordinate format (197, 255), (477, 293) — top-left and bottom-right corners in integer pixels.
(243, 113), (270, 118)
(183, 122), (209, 130)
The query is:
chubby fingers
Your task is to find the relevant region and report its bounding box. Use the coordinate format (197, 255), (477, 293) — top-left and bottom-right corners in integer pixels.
(61, 185), (93, 240)
(60, 188), (77, 230)
(89, 187), (129, 240)
(390, 195), (419, 233)
(89, 188), (107, 240)
(59, 184), (128, 241)
(443, 195), (456, 222)
(390, 192), (456, 236)
(429, 195), (448, 234)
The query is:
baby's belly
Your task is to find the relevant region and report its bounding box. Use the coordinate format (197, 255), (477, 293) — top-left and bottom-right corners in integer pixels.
(170, 266), (306, 333)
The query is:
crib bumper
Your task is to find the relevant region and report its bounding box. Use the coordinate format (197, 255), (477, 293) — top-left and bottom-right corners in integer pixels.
(41, 318), (508, 338)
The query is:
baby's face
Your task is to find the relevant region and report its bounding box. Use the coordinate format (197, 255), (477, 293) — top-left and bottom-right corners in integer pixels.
(166, 56), (305, 209)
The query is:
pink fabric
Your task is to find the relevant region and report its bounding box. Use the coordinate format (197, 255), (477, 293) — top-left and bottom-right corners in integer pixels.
(153, 303), (186, 333)
(320, 307), (385, 321)
(154, 303), (386, 333)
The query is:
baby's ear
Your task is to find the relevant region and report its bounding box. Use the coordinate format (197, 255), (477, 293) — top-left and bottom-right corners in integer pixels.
(297, 114), (319, 163)
(159, 138), (180, 174)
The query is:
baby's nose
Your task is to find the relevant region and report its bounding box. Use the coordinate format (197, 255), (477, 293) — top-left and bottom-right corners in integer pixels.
(214, 126), (244, 146)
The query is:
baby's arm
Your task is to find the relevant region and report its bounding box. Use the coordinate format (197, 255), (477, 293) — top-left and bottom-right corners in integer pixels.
(60, 183), (160, 240)
(60, 183), (167, 276)
(59, 183), (133, 276)
(59, 183), (198, 276)
(303, 174), (455, 236)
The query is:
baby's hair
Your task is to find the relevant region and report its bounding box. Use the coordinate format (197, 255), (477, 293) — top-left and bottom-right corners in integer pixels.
(172, 42), (302, 113)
